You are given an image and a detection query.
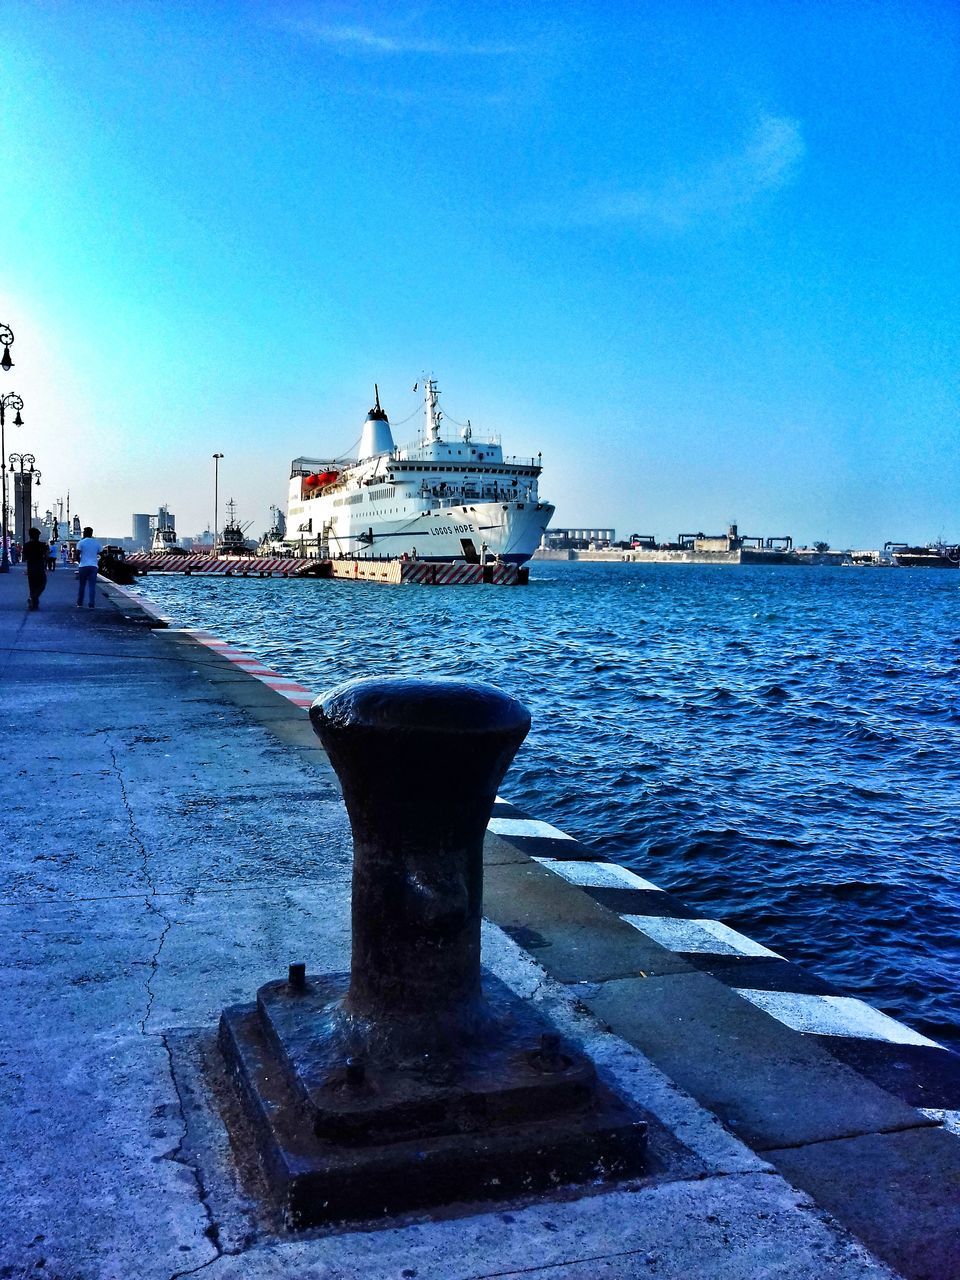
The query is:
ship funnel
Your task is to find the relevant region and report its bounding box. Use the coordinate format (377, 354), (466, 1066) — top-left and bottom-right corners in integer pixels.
(358, 384), (395, 461)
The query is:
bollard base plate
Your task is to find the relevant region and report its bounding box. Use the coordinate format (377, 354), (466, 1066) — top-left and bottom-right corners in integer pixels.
(219, 972), (647, 1228)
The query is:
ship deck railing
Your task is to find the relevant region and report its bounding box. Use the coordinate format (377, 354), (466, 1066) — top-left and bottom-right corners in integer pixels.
(430, 488), (535, 507)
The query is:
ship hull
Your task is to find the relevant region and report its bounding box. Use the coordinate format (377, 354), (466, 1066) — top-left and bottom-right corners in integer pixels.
(285, 499), (554, 565)
(893, 553), (959, 568)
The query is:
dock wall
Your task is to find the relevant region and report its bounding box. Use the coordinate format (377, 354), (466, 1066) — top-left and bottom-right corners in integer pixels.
(535, 548), (808, 566)
(126, 554), (525, 586)
(126, 553), (319, 576)
(535, 547), (744, 564)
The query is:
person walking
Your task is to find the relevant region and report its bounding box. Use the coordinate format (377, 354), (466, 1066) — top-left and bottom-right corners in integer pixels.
(22, 527), (48, 611)
(47, 538), (59, 570)
(76, 526), (102, 609)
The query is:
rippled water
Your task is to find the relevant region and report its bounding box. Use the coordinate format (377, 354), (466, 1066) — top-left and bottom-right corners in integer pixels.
(137, 563), (960, 1047)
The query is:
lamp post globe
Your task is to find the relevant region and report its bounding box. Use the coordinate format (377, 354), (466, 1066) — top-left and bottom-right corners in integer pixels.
(0, 322), (13, 373)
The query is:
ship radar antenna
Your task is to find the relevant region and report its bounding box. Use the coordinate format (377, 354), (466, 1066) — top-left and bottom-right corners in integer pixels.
(424, 377), (442, 443)
(374, 383), (381, 413)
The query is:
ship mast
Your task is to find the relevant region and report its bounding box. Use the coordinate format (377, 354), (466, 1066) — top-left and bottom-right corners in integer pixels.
(424, 378), (442, 444)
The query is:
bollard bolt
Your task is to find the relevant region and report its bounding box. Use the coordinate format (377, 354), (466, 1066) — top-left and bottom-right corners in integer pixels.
(541, 1033), (562, 1069)
(529, 1032), (566, 1074)
(288, 962), (306, 992)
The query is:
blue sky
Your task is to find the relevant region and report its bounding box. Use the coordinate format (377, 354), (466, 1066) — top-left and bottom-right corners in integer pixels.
(1, 1), (957, 546)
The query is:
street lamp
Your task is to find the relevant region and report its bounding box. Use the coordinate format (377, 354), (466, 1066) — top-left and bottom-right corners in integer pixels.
(8, 453), (40, 547)
(0, 389), (25, 574)
(212, 453), (224, 552)
(0, 323), (13, 372)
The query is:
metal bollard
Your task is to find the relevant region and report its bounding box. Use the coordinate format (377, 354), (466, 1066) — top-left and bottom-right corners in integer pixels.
(309, 676), (530, 1059)
(219, 677), (646, 1227)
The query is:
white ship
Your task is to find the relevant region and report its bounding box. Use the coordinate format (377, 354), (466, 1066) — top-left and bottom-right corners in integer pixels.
(283, 380), (554, 564)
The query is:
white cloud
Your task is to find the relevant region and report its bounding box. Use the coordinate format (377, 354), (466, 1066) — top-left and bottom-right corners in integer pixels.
(580, 113), (805, 229)
(277, 18), (520, 57)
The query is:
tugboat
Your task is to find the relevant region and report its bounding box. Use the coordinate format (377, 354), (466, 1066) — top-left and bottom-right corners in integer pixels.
(149, 505), (187, 554)
(283, 379), (554, 563)
(217, 498), (255, 557)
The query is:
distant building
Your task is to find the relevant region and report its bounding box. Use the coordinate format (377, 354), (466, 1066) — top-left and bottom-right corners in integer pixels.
(132, 513), (152, 548)
(542, 527), (615, 550)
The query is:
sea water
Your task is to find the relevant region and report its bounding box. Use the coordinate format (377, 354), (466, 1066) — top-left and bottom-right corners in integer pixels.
(136, 562), (960, 1048)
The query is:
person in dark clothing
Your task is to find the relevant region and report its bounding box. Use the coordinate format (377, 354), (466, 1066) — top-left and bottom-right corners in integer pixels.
(22, 527), (48, 611)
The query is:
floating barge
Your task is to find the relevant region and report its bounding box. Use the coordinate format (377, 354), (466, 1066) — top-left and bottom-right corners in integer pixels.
(124, 553), (527, 586)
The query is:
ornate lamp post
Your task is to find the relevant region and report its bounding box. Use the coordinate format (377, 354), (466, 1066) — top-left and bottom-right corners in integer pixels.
(0, 390), (25, 573)
(8, 453), (40, 546)
(212, 452), (224, 550)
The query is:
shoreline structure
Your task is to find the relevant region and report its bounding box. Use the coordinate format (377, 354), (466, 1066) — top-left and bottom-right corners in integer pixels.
(2, 567), (958, 1277)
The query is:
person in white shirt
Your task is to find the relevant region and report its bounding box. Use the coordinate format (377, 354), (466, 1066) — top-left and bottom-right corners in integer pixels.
(76, 526), (102, 608)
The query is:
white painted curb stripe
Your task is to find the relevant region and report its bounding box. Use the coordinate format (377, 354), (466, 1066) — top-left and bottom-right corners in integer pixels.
(734, 989), (944, 1049)
(919, 1109), (960, 1135)
(533, 858), (663, 892)
(623, 916), (783, 959)
(487, 817), (575, 840)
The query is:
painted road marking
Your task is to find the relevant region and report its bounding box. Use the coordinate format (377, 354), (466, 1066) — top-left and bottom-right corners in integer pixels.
(487, 817), (575, 840)
(735, 989), (944, 1049)
(534, 858), (663, 892)
(623, 916), (783, 959)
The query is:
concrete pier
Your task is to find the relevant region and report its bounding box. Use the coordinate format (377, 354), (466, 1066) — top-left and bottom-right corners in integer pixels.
(124, 554), (526, 584)
(1, 564), (958, 1277)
